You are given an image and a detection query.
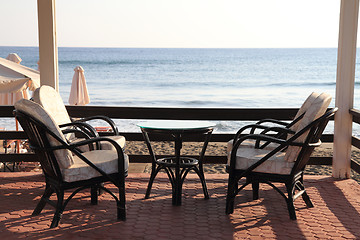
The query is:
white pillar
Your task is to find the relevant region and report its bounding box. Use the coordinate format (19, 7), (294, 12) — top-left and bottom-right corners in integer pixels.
(37, 0), (59, 91)
(333, 0), (359, 178)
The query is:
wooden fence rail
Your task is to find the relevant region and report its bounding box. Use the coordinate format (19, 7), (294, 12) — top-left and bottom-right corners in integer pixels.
(350, 109), (360, 174)
(0, 106), (334, 166)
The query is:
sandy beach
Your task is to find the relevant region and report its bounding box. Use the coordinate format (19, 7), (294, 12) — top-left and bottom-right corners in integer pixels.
(122, 141), (360, 182)
(13, 140), (360, 183)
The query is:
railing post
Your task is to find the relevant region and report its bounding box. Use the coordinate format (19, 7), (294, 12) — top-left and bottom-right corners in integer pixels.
(333, 0), (359, 178)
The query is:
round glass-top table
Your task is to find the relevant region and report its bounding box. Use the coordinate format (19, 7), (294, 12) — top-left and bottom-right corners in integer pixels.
(137, 120), (215, 205)
(138, 120), (215, 131)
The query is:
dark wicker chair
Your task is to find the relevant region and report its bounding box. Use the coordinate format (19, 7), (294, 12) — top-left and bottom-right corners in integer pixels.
(227, 92), (320, 155)
(14, 99), (128, 228)
(226, 93), (336, 220)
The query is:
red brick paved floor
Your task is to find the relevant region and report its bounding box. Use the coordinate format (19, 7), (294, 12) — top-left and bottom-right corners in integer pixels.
(0, 172), (360, 239)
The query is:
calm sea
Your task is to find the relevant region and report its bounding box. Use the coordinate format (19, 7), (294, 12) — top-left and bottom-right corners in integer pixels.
(0, 46), (358, 133)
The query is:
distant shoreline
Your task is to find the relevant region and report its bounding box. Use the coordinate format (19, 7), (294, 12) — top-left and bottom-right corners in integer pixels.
(0, 46), (339, 50)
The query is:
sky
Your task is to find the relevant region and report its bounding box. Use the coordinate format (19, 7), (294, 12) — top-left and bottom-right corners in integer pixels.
(0, 0), (342, 48)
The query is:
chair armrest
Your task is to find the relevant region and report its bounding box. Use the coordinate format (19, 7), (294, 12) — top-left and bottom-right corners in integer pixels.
(308, 139), (321, 147)
(62, 128), (90, 138)
(62, 128), (100, 151)
(255, 118), (289, 128)
(259, 126), (295, 135)
(255, 127), (295, 148)
(61, 121), (102, 150)
(60, 121), (99, 138)
(251, 119), (289, 135)
(233, 134), (287, 151)
(73, 115), (119, 135)
(234, 124), (274, 142)
(252, 113), (305, 134)
(233, 124), (294, 149)
(258, 126), (295, 146)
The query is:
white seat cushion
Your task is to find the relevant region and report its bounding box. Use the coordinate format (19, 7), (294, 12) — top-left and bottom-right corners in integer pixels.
(228, 147), (294, 175)
(71, 135), (126, 152)
(62, 150), (129, 182)
(227, 139), (279, 161)
(99, 135), (126, 150)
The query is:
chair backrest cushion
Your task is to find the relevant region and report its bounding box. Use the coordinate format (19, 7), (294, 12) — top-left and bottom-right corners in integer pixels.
(290, 92), (320, 132)
(15, 99), (74, 169)
(284, 92), (332, 162)
(32, 85), (75, 141)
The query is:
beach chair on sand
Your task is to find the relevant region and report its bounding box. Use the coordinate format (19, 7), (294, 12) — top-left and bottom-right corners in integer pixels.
(32, 85), (126, 152)
(226, 93), (336, 220)
(14, 99), (128, 228)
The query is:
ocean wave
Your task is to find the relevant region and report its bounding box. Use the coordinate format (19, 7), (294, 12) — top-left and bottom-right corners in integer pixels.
(263, 81), (360, 88)
(58, 59), (187, 66)
(263, 81), (337, 88)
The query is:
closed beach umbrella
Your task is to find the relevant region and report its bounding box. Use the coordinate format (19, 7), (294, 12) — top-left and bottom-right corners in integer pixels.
(69, 66), (90, 105)
(6, 53), (22, 64)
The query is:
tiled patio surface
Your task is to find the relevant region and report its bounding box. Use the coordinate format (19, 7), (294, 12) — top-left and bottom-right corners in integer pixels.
(0, 172), (360, 240)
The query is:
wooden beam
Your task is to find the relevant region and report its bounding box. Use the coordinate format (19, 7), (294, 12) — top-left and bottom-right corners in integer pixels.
(65, 106), (298, 120)
(37, 0), (59, 90)
(351, 136), (360, 150)
(333, 0), (359, 179)
(350, 108), (360, 124)
(351, 160), (360, 174)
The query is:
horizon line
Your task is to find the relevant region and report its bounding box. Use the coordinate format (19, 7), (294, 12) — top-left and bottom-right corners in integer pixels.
(0, 45), (340, 49)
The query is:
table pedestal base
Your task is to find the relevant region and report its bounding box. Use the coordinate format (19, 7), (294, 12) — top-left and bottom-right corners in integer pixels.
(145, 157), (209, 205)
(139, 122), (213, 206)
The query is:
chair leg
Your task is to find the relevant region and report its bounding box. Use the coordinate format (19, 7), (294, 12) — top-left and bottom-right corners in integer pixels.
(32, 184), (53, 216)
(225, 176), (237, 214)
(117, 180), (126, 221)
(225, 194), (235, 214)
(145, 165), (160, 199)
(91, 185), (98, 205)
(97, 183), (105, 196)
(286, 183), (297, 220)
(252, 181), (259, 200)
(301, 191), (314, 208)
(50, 189), (64, 228)
(193, 166), (209, 199)
(297, 178), (314, 208)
